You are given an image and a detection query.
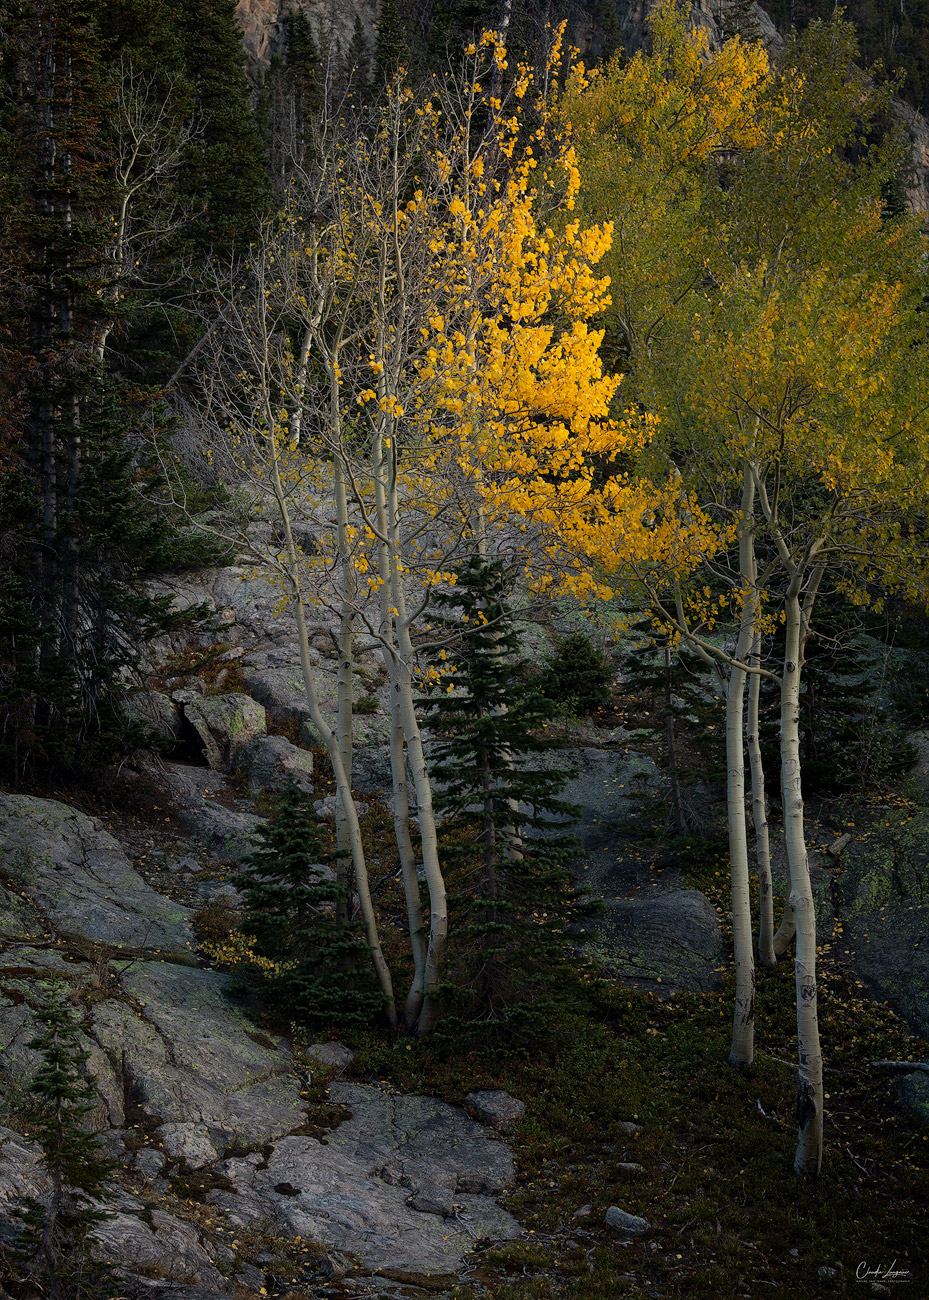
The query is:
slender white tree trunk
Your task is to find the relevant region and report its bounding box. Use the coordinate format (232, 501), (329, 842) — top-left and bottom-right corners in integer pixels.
(386, 478), (447, 1035)
(270, 448), (397, 1026)
(371, 426), (427, 1027)
(781, 583), (823, 1175)
(726, 467), (758, 1068)
(333, 453), (356, 924)
(726, 636), (755, 1068)
(747, 634), (776, 967)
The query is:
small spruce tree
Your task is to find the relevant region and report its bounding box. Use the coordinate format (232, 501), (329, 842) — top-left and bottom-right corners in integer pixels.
(232, 782), (382, 1030)
(541, 630), (615, 715)
(12, 980), (116, 1300)
(422, 554), (600, 1043)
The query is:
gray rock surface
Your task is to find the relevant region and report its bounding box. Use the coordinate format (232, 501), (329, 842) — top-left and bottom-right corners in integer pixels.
(605, 1206), (650, 1235)
(239, 733), (314, 793)
(465, 1090), (526, 1133)
(0, 1126), (50, 1224)
(156, 762), (265, 862)
(124, 690), (184, 748)
(0, 795), (193, 954)
(241, 665), (317, 729)
(206, 1081), (519, 1273)
(90, 963), (304, 1145)
(93, 1208), (225, 1288)
(836, 809), (929, 1039)
(304, 1042), (355, 1071)
(0, 886), (45, 942)
(157, 1122), (221, 1169)
(182, 693), (266, 771)
(545, 747), (724, 990)
(597, 889), (723, 992)
(133, 1147), (168, 1180)
(899, 1072), (929, 1126)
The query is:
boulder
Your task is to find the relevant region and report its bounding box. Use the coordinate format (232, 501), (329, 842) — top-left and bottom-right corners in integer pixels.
(239, 734), (314, 793)
(241, 665), (324, 730)
(133, 1147), (168, 1180)
(465, 1090), (526, 1133)
(597, 889), (723, 993)
(156, 763), (265, 863)
(181, 693), (266, 771)
(206, 1081), (518, 1274)
(175, 804), (264, 863)
(124, 690), (183, 748)
(89, 963), (304, 1145)
(899, 1072), (929, 1126)
(605, 1206), (650, 1235)
(837, 809), (929, 1039)
(410, 1183), (454, 1217)
(0, 794), (192, 954)
(304, 1042), (354, 1072)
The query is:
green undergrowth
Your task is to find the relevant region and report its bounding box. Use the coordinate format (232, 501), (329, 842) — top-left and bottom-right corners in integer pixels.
(351, 951), (928, 1298)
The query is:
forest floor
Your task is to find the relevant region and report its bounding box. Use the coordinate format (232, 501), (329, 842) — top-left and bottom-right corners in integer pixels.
(345, 829), (929, 1300)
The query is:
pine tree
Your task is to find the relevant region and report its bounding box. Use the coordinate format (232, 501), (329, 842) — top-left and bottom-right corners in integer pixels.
(375, 0), (405, 85)
(13, 980), (117, 1300)
(175, 0), (271, 252)
(422, 554), (599, 1043)
(0, 0), (212, 778)
(757, 599), (915, 796)
(233, 782), (383, 1030)
(343, 14), (373, 100)
(620, 624), (726, 833)
(540, 630), (615, 715)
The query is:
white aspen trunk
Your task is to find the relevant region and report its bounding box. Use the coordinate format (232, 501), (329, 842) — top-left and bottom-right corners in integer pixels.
(269, 447), (397, 1026)
(384, 440), (447, 1036)
(391, 695), (428, 1025)
(747, 627), (776, 967)
(726, 638), (755, 1068)
(333, 453), (355, 925)
(664, 644), (687, 836)
(781, 585), (823, 1175)
(291, 326), (313, 446)
(726, 467), (758, 1069)
(372, 425), (427, 1028)
(773, 899), (797, 955)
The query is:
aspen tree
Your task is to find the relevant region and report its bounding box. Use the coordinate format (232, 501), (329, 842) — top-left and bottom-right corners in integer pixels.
(636, 25), (929, 1172)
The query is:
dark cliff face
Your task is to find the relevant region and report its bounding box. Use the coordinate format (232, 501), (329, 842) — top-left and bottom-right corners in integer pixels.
(613, 0), (781, 54)
(235, 0), (927, 213)
(236, 0), (377, 71)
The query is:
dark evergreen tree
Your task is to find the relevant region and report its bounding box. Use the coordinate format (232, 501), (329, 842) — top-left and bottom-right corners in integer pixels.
(619, 625), (726, 833)
(757, 598), (916, 796)
(422, 554), (599, 1043)
(375, 0), (406, 85)
(175, 0), (271, 251)
(0, 0), (210, 779)
(233, 782), (383, 1030)
(540, 629), (615, 715)
(11, 980), (117, 1300)
(258, 9), (324, 183)
(342, 14), (373, 100)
